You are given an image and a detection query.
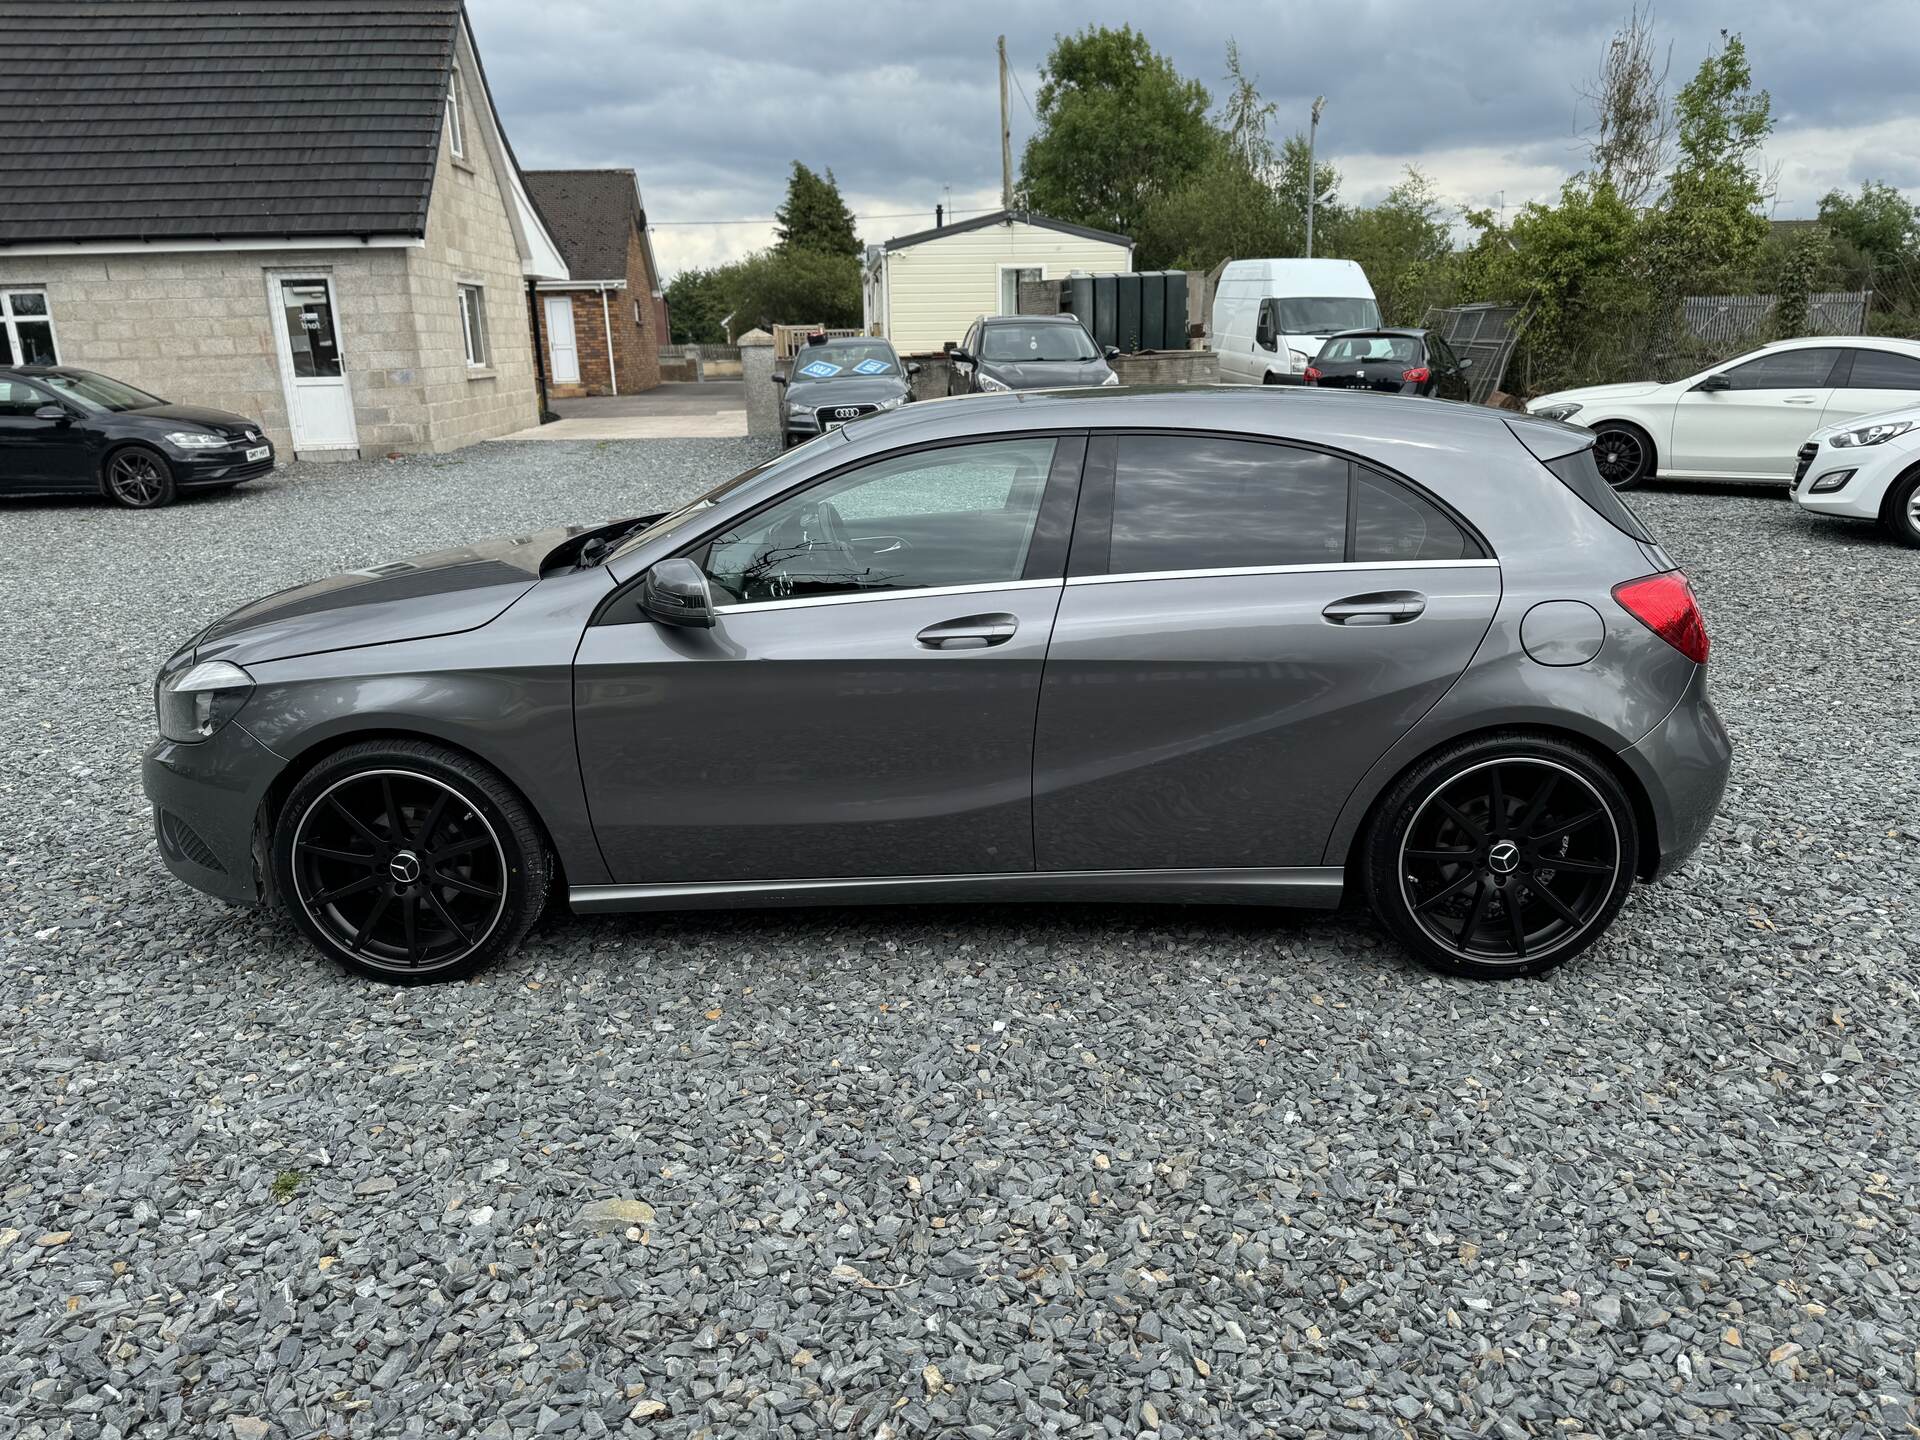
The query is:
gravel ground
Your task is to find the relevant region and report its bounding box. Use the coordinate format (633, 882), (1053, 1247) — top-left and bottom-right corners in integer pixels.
(1, 441), (1917, 1440)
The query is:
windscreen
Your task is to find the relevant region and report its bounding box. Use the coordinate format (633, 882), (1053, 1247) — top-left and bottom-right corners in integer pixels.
(790, 342), (900, 379)
(40, 372), (165, 412)
(1279, 297), (1382, 335)
(981, 323), (1098, 362)
(1317, 334), (1421, 365)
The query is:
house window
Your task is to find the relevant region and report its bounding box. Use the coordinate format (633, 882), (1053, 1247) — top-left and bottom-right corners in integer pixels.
(634, 299), (644, 328)
(458, 284), (490, 367)
(446, 67), (468, 159)
(0, 289), (58, 366)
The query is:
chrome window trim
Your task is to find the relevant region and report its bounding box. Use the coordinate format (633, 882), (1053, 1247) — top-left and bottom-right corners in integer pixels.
(1066, 558), (1500, 587)
(715, 576), (1063, 616)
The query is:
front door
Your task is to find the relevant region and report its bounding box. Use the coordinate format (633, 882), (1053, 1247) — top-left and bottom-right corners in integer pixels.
(574, 435), (1082, 883)
(1669, 345), (1842, 477)
(0, 378), (92, 490)
(1033, 434), (1502, 870)
(271, 276), (357, 451)
(545, 297), (580, 384)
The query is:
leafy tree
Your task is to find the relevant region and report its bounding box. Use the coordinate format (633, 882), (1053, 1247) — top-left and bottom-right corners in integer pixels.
(1643, 32), (1772, 293)
(1218, 39), (1276, 176)
(1772, 224), (1835, 339)
(1018, 25), (1213, 238)
(774, 162), (858, 257)
(664, 267), (733, 344)
(1135, 137), (1293, 271)
(1817, 180), (1920, 275)
(720, 246), (861, 333)
(1275, 133), (1344, 238)
(1327, 169), (1453, 323)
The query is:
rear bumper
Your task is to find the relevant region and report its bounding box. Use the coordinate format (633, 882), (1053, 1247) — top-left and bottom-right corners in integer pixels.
(141, 722), (285, 904)
(1618, 664), (1731, 880)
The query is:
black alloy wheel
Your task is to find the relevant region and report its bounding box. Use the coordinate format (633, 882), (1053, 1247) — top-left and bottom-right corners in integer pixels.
(274, 741), (548, 981)
(1365, 737), (1638, 979)
(1590, 425), (1653, 490)
(104, 446), (178, 509)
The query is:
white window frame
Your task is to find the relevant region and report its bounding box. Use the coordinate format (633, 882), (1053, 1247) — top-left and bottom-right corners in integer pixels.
(997, 264), (1043, 316)
(458, 283), (490, 368)
(1, 287), (59, 366)
(446, 66), (468, 160)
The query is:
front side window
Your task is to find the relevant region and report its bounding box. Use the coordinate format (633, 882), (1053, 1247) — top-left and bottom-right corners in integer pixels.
(698, 437), (1057, 604)
(446, 67), (467, 158)
(1842, 348), (1920, 390)
(1, 289), (58, 366)
(1109, 437), (1349, 573)
(1720, 348), (1840, 390)
(0, 378), (51, 416)
(980, 323), (1097, 363)
(458, 284), (490, 367)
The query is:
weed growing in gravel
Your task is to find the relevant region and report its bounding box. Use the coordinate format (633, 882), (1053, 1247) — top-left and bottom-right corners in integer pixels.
(270, 1170), (304, 1204)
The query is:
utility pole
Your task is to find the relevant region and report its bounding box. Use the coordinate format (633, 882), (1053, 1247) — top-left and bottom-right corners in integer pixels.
(1305, 95), (1326, 258)
(998, 36), (1013, 213)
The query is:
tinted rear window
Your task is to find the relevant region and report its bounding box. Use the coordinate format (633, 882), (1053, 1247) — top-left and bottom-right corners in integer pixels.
(1352, 469), (1480, 561)
(1546, 447), (1655, 544)
(1110, 436), (1348, 572)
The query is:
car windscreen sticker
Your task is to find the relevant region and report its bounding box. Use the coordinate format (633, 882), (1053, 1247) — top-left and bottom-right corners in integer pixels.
(852, 359), (893, 375)
(798, 361), (842, 378)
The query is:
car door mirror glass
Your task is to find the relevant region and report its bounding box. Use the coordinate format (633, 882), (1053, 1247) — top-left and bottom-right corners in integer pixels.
(639, 557), (716, 629)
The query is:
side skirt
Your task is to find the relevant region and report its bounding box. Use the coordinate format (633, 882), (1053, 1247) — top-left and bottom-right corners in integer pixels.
(569, 867), (1345, 914)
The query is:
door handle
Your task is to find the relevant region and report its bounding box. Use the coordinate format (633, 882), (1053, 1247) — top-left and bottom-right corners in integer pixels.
(1322, 591), (1426, 626)
(916, 612), (1018, 649)
(1783, 395), (1817, 404)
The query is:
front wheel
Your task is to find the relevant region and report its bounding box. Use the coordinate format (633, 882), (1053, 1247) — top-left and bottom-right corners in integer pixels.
(1590, 423), (1655, 490)
(103, 446), (178, 508)
(272, 740), (549, 982)
(1362, 735), (1639, 979)
(1883, 472), (1920, 548)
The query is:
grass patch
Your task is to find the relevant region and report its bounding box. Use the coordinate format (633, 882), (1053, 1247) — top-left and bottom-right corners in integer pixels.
(271, 1170), (304, 1204)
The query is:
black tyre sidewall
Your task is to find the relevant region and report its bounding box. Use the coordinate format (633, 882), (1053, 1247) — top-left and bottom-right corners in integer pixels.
(102, 445), (178, 509)
(1592, 423), (1654, 490)
(1362, 733), (1640, 980)
(272, 740), (549, 983)
(1885, 474), (1920, 548)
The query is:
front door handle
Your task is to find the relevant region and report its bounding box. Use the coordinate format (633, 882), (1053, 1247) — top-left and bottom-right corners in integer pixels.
(916, 612), (1018, 649)
(1783, 394), (1819, 404)
(1322, 591), (1427, 626)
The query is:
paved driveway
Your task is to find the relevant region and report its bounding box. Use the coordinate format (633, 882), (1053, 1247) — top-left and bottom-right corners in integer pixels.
(1, 448), (1916, 1438)
(501, 381), (746, 440)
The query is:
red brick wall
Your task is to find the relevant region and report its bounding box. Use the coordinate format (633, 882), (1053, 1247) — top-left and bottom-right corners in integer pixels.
(533, 217), (665, 397)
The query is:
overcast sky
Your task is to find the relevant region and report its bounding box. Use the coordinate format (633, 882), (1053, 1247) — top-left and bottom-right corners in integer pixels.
(468, 1), (1920, 281)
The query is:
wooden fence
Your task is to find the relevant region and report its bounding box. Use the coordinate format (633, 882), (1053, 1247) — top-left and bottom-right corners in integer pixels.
(772, 324), (864, 359)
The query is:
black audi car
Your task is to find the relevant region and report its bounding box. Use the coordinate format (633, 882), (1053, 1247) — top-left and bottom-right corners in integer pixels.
(950, 314), (1119, 394)
(1304, 329), (1473, 400)
(0, 367), (274, 507)
(775, 338), (920, 449)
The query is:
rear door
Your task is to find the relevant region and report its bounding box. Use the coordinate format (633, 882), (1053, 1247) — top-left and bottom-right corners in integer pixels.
(1032, 433), (1501, 870)
(1669, 346), (1842, 477)
(1822, 346), (1920, 428)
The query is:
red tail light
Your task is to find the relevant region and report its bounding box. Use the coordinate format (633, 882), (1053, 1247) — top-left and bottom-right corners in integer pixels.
(1613, 571), (1710, 663)
(1401, 366), (1431, 384)
(1303, 366), (1322, 383)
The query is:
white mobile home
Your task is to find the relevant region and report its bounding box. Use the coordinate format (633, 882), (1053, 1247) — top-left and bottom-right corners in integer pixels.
(863, 210), (1133, 354)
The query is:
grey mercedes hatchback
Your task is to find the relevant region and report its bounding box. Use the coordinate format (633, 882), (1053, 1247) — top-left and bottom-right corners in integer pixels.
(145, 388), (1729, 983)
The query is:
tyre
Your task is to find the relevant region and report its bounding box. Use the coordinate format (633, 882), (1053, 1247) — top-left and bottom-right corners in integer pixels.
(1362, 733), (1639, 980)
(271, 739), (549, 982)
(1882, 472), (1920, 548)
(1589, 423), (1654, 490)
(102, 445), (178, 508)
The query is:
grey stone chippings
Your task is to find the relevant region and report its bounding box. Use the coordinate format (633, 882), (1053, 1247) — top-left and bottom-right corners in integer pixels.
(0, 447), (1916, 1436)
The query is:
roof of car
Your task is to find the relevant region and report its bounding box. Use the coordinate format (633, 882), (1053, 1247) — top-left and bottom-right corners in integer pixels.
(980, 313), (1085, 325)
(1754, 334), (1920, 356)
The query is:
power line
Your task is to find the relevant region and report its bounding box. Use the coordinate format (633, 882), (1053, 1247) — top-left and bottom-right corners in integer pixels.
(649, 205), (998, 228)
(1009, 66), (1035, 119)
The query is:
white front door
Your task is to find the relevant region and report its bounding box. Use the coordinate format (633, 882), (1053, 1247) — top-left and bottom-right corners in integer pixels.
(546, 297), (580, 384)
(270, 276), (357, 450)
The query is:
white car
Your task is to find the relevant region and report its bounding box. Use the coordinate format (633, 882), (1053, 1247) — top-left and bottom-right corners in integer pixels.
(1790, 402), (1920, 546)
(1526, 336), (1920, 489)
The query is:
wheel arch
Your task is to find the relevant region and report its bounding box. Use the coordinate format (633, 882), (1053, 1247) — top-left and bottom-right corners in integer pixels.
(1586, 416), (1660, 476)
(98, 436), (170, 479)
(1875, 456), (1920, 526)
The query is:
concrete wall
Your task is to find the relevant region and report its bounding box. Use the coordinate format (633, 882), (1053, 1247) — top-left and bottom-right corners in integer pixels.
(1111, 350), (1219, 386)
(740, 330), (779, 437)
(880, 221), (1131, 353)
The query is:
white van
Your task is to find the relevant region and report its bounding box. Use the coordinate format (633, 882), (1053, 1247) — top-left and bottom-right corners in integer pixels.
(1211, 259), (1381, 384)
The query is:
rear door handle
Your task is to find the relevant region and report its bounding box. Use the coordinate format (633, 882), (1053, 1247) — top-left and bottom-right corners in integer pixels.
(1322, 590), (1426, 626)
(916, 612), (1018, 649)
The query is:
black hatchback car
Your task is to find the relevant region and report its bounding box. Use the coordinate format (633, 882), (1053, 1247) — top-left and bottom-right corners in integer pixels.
(950, 314), (1119, 394)
(1305, 329), (1473, 400)
(0, 367), (274, 507)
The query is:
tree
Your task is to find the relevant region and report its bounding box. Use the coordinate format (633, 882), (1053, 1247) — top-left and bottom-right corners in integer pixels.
(664, 267), (732, 345)
(1276, 133), (1343, 237)
(1018, 25), (1214, 238)
(773, 162), (858, 257)
(1643, 31), (1772, 294)
(1328, 169), (1453, 323)
(720, 246), (861, 333)
(1772, 224), (1834, 339)
(1135, 137), (1293, 271)
(1580, 3), (1672, 208)
(1218, 39), (1276, 176)
(1817, 180), (1920, 275)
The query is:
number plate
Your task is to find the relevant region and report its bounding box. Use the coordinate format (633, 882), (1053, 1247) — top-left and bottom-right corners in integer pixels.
(246, 445), (270, 462)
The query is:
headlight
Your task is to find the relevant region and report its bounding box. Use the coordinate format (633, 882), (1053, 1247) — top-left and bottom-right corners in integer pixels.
(1100, 371), (1121, 386)
(165, 431), (227, 449)
(876, 395), (906, 411)
(1533, 402), (1583, 422)
(1288, 349), (1312, 369)
(1828, 419), (1916, 447)
(1808, 468), (1856, 494)
(977, 374), (1010, 393)
(157, 660), (254, 742)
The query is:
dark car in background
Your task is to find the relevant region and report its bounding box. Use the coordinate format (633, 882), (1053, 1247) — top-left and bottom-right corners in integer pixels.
(1305, 329), (1473, 400)
(0, 367), (273, 507)
(950, 314), (1119, 394)
(776, 338), (920, 449)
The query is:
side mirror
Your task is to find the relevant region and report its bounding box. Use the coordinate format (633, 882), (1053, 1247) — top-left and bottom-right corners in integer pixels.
(950, 348), (971, 365)
(1457, 357), (1475, 371)
(906, 361), (922, 375)
(1103, 346), (1121, 361)
(639, 557), (716, 629)
(1695, 373), (1732, 392)
(772, 373), (788, 386)
(33, 404), (69, 422)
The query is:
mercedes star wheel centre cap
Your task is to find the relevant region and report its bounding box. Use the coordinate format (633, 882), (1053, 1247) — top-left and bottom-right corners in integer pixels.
(1488, 840), (1521, 875)
(388, 850), (422, 885)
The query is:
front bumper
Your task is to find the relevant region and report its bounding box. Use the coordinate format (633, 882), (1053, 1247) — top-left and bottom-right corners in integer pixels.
(1618, 664), (1732, 881)
(170, 442), (277, 489)
(1791, 439), (1914, 521)
(142, 721), (286, 905)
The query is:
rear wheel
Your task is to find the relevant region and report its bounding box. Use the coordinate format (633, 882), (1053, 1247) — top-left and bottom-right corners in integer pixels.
(1590, 423), (1654, 490)
(272, 740), (549, 982)
(1363, 734), (1639, 979)
(103, 446), (177, 508)
(1883, 472), (1920, 548)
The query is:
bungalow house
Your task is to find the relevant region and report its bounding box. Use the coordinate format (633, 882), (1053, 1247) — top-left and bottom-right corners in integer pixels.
(0, 0), (567, 461)
(523, 170), (668, 398)
(861, 209), (1134, 355)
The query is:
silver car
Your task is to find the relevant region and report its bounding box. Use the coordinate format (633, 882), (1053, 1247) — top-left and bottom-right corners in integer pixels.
(144, 388), (1730, 983)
